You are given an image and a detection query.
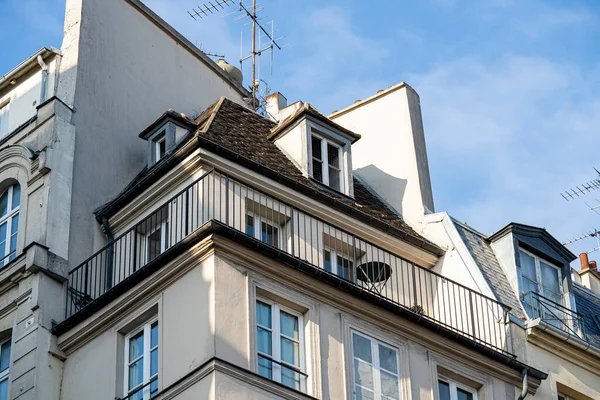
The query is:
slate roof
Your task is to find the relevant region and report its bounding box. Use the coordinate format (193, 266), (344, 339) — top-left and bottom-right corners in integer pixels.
(573, 284), (600, 349)
(96, 97), (442, 256)
(452, 219), (524, 316)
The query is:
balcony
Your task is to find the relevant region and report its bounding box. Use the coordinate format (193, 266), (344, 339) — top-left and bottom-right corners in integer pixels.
(521, 291), (585, 341)
(59, 170), (513, 356)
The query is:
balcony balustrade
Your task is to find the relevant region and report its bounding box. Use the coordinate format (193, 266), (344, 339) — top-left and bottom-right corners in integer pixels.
(64, 170), (513, 355)
(521, 291), (585, 341)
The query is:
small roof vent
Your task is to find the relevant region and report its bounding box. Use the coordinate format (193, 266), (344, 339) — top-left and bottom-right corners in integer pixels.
(216, 59), (243, 87)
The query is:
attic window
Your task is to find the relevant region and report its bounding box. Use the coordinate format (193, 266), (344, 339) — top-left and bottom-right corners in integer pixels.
(154, 132), (166, 162)
(311, 134), (343, 192)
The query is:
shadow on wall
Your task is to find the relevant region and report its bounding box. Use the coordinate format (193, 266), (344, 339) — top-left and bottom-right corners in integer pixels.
(354, 164), (407, 218)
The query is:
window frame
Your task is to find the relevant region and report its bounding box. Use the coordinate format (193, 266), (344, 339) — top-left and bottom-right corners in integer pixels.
(437, 376), (478, 400)
(323, 248), (353, 280)
(123, 317), (159, 400)
(145, 220), (169, 264)
(255, 296), (306, 392)
(310, 132), (344, 193)
(0, 184), (20, 267)
(0, 337), (11, 399)
(245, 213), (283, 250)
(518, 248), (564, 304)
(350, 329), (401, 400)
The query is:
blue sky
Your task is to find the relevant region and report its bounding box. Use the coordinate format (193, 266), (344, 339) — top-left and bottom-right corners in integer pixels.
(2, 0), (600, 261)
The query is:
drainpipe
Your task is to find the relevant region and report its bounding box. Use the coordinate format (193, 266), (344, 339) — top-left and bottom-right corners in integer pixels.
(517, 368), (528, 400)
(36, 55), (48, 104)
(102, 217), (115, 291)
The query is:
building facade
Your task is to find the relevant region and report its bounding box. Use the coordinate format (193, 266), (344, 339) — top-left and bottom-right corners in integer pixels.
(1, 1), (599, 400)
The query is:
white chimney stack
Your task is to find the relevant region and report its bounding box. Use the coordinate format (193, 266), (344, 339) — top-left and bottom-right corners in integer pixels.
(266, 92), (288, 122)
(330, 83), (435, 232)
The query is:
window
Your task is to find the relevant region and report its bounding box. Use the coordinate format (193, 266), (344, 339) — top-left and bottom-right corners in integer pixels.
(351, 330), (400, 400)
(0, 100), (9, 137)
(125, 319), (158, 400)
(246, 215), (280, 248)
(558, 395), (571, 400)
(519, 249), (563, 316)
(311, 134), (343, 192)
(146, 221), (168, 263)
(0, 339), (10, 400)
(0, 184), (19, 267)
(256, 299), (305, 391)
(150, 131), (167, 165)
(438, 378), (477, 400)
(324, 249), (352, 280)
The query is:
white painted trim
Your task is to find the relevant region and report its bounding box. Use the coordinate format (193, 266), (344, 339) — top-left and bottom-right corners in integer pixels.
(124, 317), (159, 400)
(437, 375), (478, 400)
(255, 296), (307, 393)
(0, 184), (19, 267)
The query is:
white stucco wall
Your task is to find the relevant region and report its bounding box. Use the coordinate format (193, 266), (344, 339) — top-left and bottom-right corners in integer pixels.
(58, 0), (248, 268)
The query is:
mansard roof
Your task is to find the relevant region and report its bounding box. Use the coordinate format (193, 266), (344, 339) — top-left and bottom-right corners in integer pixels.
(95, 97), (443, 256)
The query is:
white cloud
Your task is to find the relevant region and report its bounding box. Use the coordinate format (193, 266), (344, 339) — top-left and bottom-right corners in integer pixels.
(409, 55), (600, 258)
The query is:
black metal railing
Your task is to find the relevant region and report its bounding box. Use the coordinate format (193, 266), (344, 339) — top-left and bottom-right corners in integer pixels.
(65, 170), (513, 355)
(116, 376), (158, 400)
(521, 291), (585, 340)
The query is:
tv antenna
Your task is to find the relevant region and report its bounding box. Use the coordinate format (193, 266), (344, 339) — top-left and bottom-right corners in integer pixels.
(188, 0), (235, 20)
(563, 229), (600, 255)
(560, 168), (600, 201)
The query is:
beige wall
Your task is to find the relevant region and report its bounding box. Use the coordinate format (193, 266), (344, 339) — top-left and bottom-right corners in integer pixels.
(58, 238), (523, 399)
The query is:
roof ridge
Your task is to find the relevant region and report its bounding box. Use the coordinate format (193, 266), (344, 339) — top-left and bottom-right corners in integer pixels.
(574, 282), (600, 302)
(450, 217), (490, 238)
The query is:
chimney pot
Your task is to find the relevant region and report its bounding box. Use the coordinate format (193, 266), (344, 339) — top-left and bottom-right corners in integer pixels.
(590, 260), (597, 272)
(580, 252), (590, 270)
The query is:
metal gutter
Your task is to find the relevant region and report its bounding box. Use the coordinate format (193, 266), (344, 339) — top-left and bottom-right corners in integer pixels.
(0, 47), (60, 92)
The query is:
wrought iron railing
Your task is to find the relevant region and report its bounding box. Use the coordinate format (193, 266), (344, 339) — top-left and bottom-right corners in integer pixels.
(116, 376), (158, 400)
(65, 170), (513, 355)
(521, 291), (585, 340)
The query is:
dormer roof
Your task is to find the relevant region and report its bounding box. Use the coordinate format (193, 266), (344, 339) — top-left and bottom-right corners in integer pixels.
(268, 102), (361, 143)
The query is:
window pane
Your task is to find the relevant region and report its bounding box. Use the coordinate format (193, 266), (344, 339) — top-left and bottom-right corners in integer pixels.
(352, 333), (372, 363)
(541, 262), (560, 292)
(128, 359), (144, 389)
(324, 250), (332, 273)
(257, 327), (272, 355)
(380, 370), (400, 399)
(280, 337), (299, 366)
(327, 143), (339, 167)
(256, 301), (271, 328)
(313, 160), (323, 182)
(457, 388), (474, 400)
(519, 251), (536, 280)
(159, 139), (166, 158)
(129, 331), (144, 361)
(329, 166), (340, 190)
(311, 136), (322, 160)
(354, 385), (375, 400)
(11, 185), (20, 209)
(0, 191), (7, 218)
(150, 348), (158, 376)
(281, 366), (301, 390)
(438, 381), (451, 400)
(258, 355), (272, 379)
(378, 344), (398, 374)
(337, 256), (352, 280)
(0, 379), (7, 400)
(246, 215), (255, 237)
(0, 223), (6, 247)
(151, 322), (158, 348)
(147, 228), (162, 261)
(353, 358), (374, 390)
(10, 214), (18, 236)
(261, 222), (279, 248)
(280, 311), (299, 340)
(0, 342), (10, 372)
(150, 378), (159, 398)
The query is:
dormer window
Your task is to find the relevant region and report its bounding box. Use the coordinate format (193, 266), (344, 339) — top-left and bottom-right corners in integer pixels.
(140, 111), (195, 168)
(311, 134), (343, 192)
(153, 131), (167, 162)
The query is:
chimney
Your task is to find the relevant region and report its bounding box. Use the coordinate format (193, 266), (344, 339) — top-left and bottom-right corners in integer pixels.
(266, 92), (287, 122)
(590, 260), (597, 272)
(580, 252), (590, 270)
(330, 83), (434, 232)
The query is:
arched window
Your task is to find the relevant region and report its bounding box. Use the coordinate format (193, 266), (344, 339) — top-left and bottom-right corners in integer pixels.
(0, 183), (19, 267)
